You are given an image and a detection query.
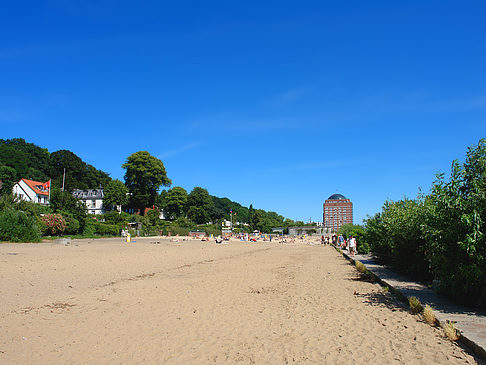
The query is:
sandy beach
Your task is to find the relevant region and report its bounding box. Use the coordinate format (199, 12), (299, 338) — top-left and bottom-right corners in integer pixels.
(0, 237), (478, 364)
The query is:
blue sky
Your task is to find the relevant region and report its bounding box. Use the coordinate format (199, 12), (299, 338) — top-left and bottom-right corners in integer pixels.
(1, 1), (485, 223)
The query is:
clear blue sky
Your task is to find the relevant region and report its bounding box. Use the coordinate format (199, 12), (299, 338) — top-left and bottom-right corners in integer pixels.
(1, 1), (485, 224)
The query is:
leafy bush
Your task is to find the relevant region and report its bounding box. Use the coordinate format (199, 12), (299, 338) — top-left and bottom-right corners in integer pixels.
(203, 224), (222, 237)
(58, 211), (80, 235)
(41, 213), (67, 236)
(0, 209), (41, 242)
(364, 197), (432, 282)
(167, 225), (190, 236)
(423, 305), (437, 325)
(363, 140), (486, 306)
(443, 321), (459, 341)
(104, 211), (131, 225)
(408, 296), (423, 314)
(425, 140), (486, 305)
(355, 260), (369, 274)
(94, 222), (119, 236)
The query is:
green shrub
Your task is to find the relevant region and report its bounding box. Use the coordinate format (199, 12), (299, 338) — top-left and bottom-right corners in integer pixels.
(41, 213), (67, 236)
(355, 260), (368, 274)
(168, 226), (189, 236)
(94, 222), (119, 236)
(423, 304), (437, 325)
(408, 296), (423, 314)
(0, 209), (41, 242)
(443, 321), (459, 341)
(82, 219), (96, 236)
(104, 211), (131, 225)
(203, 224), (221, 237)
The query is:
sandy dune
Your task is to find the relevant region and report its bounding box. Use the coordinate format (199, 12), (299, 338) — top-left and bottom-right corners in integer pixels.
(0, 237), (478, 364)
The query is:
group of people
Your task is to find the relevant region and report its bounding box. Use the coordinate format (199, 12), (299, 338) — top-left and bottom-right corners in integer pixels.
(321, 234), (357, 256)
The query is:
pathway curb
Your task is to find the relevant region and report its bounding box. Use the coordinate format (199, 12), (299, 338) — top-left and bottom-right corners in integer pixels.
(337, 247), (486, 362)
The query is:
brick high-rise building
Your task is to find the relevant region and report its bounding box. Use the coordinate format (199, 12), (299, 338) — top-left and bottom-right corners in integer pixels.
(323, 194), (353, 232)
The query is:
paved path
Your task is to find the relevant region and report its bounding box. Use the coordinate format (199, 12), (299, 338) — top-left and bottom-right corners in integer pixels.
(344, 250), (486, 360)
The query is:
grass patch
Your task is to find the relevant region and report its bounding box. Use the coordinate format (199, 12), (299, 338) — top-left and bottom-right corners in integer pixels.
(355, 260), (368, 274)
(423, 304), (437, 325)
(408, 296), (423, 314)
(443, 321), (460, 341)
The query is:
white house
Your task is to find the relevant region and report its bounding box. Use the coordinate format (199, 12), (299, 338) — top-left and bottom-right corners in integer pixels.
(13, 178), (50, 205)
(72, 189), (104, 215)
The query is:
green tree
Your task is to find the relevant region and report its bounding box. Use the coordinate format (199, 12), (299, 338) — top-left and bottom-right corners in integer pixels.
(426, 139), (486, 304)
(0, 166), (17, 197)
(283, 218), (296, 227)
(49, 188), (87, 233)
(49, 150), (87, 190)
(187, 187), (213, 224)
(103, 179), (129, 211)
(146, 208), (161, 226)
(0, 138), (50, 181)
(338, 223), (369, 253)
(248, 204), (255, 230)
(164, 186), (188, 219)
(122, 151), (171, 214)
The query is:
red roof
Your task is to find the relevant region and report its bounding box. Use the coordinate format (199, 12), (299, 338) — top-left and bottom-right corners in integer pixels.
(21, 179), (50, 196)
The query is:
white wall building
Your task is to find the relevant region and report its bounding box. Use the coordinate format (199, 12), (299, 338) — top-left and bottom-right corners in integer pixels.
(13, 178), (50, 205)
(72, 189), (104, 215)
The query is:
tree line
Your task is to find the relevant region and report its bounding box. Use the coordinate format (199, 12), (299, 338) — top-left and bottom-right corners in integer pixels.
(354, 139), (486, 307)
(0, 139), (297, 239)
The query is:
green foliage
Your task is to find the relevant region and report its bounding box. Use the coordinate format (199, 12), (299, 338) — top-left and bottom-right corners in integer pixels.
(50, 188), (87, 233)
(408, 296), (423, 314)
(41, 213), (67, 236)
(104, 211), (131, 225)
(425, 139), (486, 305)
(364, 139), (486, 306)
(0, 165), (17, 196)
(164, 186), (188, 218)
(123, 151), (171, 213)
(103, 179), (129, 210)
(0, 139), (111, 191)
(93, 222), (120, 236)
(203, 224), (222, 237)
(0, 209), (42, 242)
(364, 197), (432, 282)
(0, 138), (50, 182)
(49, 150), (111, 191)
(338, 223), (369, 253)
(58, 211), (80, 235)
(146, 208), (161, 226)
(187, 187), (213, 224)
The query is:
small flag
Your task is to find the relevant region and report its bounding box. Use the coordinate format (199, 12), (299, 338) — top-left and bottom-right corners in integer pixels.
(42, 179), (50, 190)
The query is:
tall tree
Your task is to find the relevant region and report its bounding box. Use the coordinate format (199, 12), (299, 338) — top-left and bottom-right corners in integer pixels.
(122, 151), (171, 213)
(187, 187), (213, 224)
(103, 179), (129, 211)
(49, 150), (87, 190)
(0, 166), (17, 197)
(164, 186), (188, 219)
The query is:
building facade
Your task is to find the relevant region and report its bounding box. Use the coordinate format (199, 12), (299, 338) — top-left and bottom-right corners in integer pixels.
(13, 178), (50, 205)
(323, 194), (353, 232)
(72, 189), (104, 215)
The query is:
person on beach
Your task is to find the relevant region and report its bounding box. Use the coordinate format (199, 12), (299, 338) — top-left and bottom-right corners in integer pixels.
(348, 235), (356, 256)
(338, 234), (344, 248)
(321, 235), (325, 245)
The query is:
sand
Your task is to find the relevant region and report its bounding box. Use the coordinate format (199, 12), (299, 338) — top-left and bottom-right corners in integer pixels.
(0, 236), (479, 364)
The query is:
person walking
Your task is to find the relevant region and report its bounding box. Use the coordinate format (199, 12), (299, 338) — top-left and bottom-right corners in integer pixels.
(349, 235), (356, 256)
